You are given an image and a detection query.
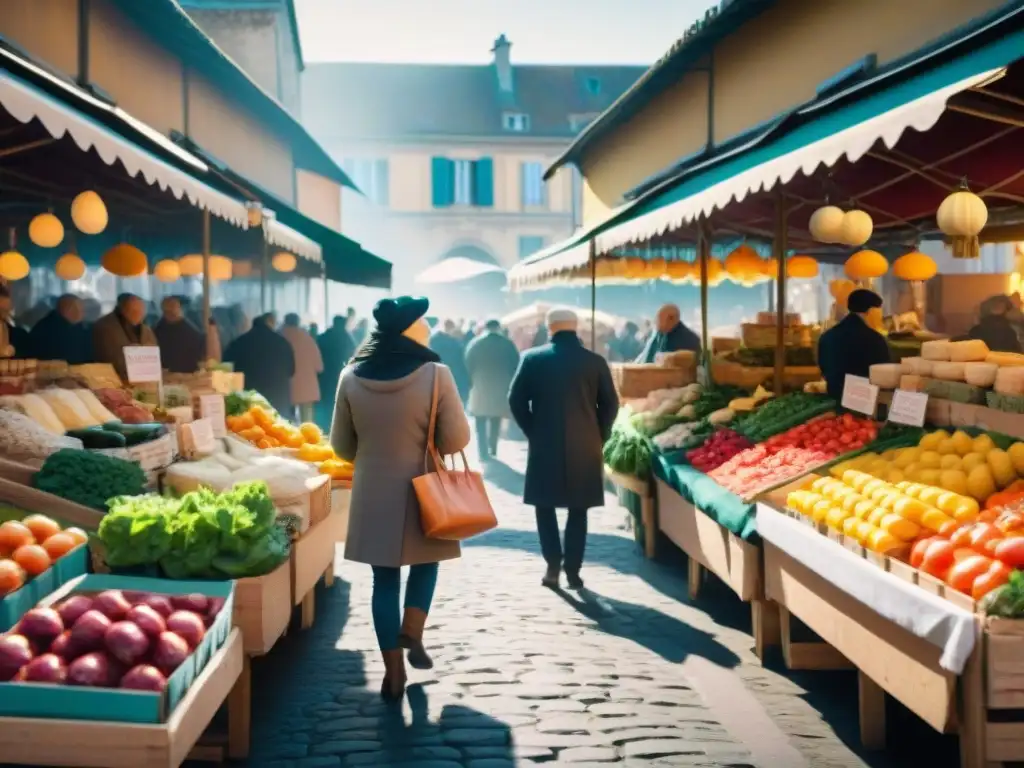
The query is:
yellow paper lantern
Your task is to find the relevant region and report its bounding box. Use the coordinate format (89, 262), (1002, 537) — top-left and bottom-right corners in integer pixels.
(937, 189), (988, 259)
(70, 191), (108, 235)
(272, 252), (297, 273)
(665, 260), (692, 283)
(829, 278), (856, 301)
(808, 205), (845, 243)
(178, 254), (204, 277)
(153, 259), (181, 283)
(705, 258), (725, 286)
(760, 258), (779, 279)
(838, 210), (873, 247)
(622, 257), (646, 280)
(786, 255), (819, 279)
(208, 255), (233, 281)
(0, 250), (29, 281)
(28, 213), (64, 248)
(724, 243), (761, 282)
(54, 253), (86, 281)
(644, 257), (667, 278)
(101, 243), (148, 277)
(892, 251), (938, 281)
(844, 249), (889, 280)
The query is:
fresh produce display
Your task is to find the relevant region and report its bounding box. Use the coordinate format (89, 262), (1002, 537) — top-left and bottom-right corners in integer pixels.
(97, 481), (291, 579)
(685, 429), (752, 473)
(725, 346), (817, 368)
(65, 422), (169, 450)
(625, 384), (745, 438)
(92, 389), (152, 424)
(982, 570), (1024, 618)
(164, 438), (321, 498)
(603, 408), (654, 478)
(225, 390), (272, 418)
(653, 421), (706, 451)
(0, 588), (227, 689)
(732, 392), (835, 442)
(33, 449), (147, 511)
(0, 409), (84, 461)
(0, 514), (88, 597)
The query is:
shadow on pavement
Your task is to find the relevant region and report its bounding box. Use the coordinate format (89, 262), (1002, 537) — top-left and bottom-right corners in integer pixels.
(481, 457), (526, 496)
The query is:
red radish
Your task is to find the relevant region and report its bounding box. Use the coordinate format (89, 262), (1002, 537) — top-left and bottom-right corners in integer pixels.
(139, 595), (173, 618)
(49, 631), (82, 661)
(152, 632), (189, 675)
(21, 653), (66, 684)
(166, 612), (205, 649)
(171, 594), (208, 614)
(70, 610), (112, 652)
(93, 590), (131, 621)
(67, 652), (113, 687)
(126, 605), (166, 639)
(104, 621), (150, 666)
(120, 664), (168, 692)
(56, 596), (94, 627)
(17, 608), (64, 649)
(0, 634), (33, 681)
(205, 597), (226, 619)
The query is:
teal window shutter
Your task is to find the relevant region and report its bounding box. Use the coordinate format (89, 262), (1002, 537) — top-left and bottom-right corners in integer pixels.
(431, 157), (454, 207)
(473, 158), (494, 207)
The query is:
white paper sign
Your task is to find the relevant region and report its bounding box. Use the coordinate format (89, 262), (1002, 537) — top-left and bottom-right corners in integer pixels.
(199, 394), (226, 438)
(189, 418), (216, 454)
(888, 389), (929, 427)
(123, 346), (162, 383)
(841, 375), (880, 416)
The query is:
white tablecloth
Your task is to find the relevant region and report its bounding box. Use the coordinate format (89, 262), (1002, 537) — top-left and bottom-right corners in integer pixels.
(755, 503), (977, 673)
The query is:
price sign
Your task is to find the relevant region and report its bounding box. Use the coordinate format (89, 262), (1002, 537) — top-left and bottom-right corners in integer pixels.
(841, 374), (880, 416)
(123, 346), (162, 383)
(189, 418), (216, 454)
(888, 389), (929, 427)
(199, 394), (226, 438)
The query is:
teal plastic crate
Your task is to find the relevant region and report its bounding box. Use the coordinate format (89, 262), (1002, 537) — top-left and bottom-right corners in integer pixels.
(0, 574), (234, 724)
(0, 544), (89, 632)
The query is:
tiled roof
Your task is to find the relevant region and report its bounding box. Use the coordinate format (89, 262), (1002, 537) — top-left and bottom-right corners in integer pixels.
(302, 61), (646, 141)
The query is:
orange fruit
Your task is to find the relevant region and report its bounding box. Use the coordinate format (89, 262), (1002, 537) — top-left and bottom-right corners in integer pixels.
(257, 438), (273, 450)
(300, 423), (322, 443)
(22, 515), (61, 544)
(234, 412), (255, 431)
(0, 521), (34, 552)
(63, 527), (88, 546)
(12, 544), (51, 577)
(0, 560), (25, 596)
(284, 430), (305, 449)
(42, 533), (79, 560)
(251, 406), (272, 427)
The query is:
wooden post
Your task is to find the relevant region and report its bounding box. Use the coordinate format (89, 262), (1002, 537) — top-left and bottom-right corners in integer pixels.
(858, 670), (886, 750)
(773, 191), (787, 396)
(589, 238), (597, 351)
(259, 238), (269, 314)
(201, 209), (211, 330)
(698, 217), (710, 354)
(322, 265), (330, 327)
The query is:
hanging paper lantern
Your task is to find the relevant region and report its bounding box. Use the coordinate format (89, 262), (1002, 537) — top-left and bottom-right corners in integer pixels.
(0, 250), (29, 281)
(622, 257), (646, 280)
(54, 253), (86, 281)
(808, 205), (845, 243)
(937, 188), (988, 259)
(208, 255), (233, 281)
(233, 260), (254, 278)
(786, 255), (819, 279)
(272, 252), (297, 273)
(28, 213), (64, 248)
(724, 243), (761, 282)
(70, 191), (108, 235)
(760, 258), (779, 279)
(101, 244), (147, 277)
(664, 260), (692, 282)
(892, 251), (938, 281)
(838, 210), (873, 247)
(829, 278), (856, 301)
(705, 258), (725, 286)
(154, 259), (181, 283)
(844, 249), (888, 280)
(644, 257), (667, 278)
(178, 254), (204, 277)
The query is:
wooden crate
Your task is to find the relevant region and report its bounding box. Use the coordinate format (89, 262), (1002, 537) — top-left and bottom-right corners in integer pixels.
(0, 477), (104, 530)
(609, 363), (694, 398)
(291, 511), (344, 629)
(232, 560), (292, 656)
(0, 629), (244, 768)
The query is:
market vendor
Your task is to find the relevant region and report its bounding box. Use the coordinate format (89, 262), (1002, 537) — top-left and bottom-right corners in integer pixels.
(635, 304), (701, 363)
(92, 293), (158, 380)
(26, 294), (91, 364)
(968, 295), (1023, 353)
(154, 296), (206, 373)
(817, 288), (891, 401)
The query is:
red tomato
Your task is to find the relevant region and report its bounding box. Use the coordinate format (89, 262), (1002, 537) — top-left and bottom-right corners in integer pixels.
(973, 561), (1013, 600)
(910, 537), (938, 569)
(979, 508), (1001, 523)
(921, 540), (956, 577)
(996, 513), (1024, 535)
(953, 548), (980, 563)
(949, 525), (976, 549)
(947, 555), (993, 594)
(970, 523), (1003, 553)
(994, 537), (1024, 568)
(939, 520), (960, 538)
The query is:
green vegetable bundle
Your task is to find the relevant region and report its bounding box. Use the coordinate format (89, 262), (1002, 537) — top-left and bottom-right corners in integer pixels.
(225, 390), (274, 417)
(33, 449), (147, 510)
(98, 481), (291, 580)
(603, 411), (654, 478)
(733, 392), (836, 443)
(982, 570), (1024, 618)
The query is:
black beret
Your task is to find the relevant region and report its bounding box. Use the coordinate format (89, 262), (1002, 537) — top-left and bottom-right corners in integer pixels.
(373, 296), (430, 334)
(847, 289), (883, 314)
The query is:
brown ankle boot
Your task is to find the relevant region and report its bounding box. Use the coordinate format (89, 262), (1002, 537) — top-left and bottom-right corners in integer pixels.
(380, 649), (407, 701)
(398, 607), (433, 670)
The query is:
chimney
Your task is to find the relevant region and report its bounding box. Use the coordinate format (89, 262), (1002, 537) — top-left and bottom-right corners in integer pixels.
(492, 34), (513, 94)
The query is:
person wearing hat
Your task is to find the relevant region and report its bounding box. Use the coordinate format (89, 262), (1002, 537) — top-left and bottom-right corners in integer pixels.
(331, 296), (471, 702)
(817, 288), (892, 402)
(968, 295), (1023, 353)
(223, 312), (296, 416)
(508, 308), (619, 590)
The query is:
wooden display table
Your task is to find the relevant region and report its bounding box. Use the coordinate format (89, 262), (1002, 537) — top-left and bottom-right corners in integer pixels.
(605, 466), (656, 558)
(291, 509), (345, 630)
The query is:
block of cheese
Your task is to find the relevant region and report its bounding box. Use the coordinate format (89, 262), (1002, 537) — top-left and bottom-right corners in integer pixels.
(995, 367), (1024, 395)
(932, 361), (967, 381)
(869, 364), (902, 389)
(921, 340), (952, 361)
(899, 374), (924, 392)
(964, 362), (999, 388)
(987, 351), (1024, 367)
(900, 357), (934, 376)
(949, 339), (990, 362)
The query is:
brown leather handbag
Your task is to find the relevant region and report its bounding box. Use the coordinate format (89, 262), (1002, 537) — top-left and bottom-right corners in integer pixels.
(412, 365), (497, 540)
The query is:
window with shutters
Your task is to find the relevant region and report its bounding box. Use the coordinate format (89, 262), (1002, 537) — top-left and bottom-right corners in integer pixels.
(453, 159), (473, 205)
(521, 162), (546, 208)
(432, 157), (493, 208)
(502, 112), (530, 132)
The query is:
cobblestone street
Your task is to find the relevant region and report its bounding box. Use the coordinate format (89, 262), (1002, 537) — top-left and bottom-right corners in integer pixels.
(246, 438), (956, 768)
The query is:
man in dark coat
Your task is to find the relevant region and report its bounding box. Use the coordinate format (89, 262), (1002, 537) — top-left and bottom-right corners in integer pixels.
(636, 303), (701, 362)
(465, 319), (520, 460)
(315, 314), (355, 428)
(153, 296), (206, 373)
(430, 319), (470, 402)
(27, 294), (91, 363)
(223, 312), (295, 415)
(817, 289), (891, 402)
(968, 295), (1022, 353)
(509, 308), (619, 590)
(0, 286), (29, 360)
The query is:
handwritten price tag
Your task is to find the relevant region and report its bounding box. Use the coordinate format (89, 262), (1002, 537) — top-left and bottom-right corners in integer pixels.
(841, 375), (879, 416)
(123, 346), (162, 383)
(189, 418), (216, 454)
(888, 389), (929, 427)
(199, 394), (226, 438)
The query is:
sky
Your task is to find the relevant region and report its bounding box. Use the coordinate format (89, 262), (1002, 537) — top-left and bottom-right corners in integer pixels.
(295, 0), (717, 65)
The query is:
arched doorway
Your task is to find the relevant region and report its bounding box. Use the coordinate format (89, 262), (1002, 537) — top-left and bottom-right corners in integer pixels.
(416, 243), (509, 321)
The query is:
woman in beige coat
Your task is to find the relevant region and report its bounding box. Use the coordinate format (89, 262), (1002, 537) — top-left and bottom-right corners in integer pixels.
(331, 296), (470, 701)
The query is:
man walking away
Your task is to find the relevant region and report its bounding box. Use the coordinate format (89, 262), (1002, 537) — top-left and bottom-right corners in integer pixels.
(509, 308), (619, 590)
(224, 313), (295, 417)
(636, 303), (701, 363)
(465, 319), (520, 461)
(430, 319), (471, 402)
(280, 313), (324, 423)
(316, 315), (355, 428)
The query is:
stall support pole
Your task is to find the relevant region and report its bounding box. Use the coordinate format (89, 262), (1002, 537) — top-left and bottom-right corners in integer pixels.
(773, 191), (788, 396)
(259, 238), (269, 314)
(697, 217), (710, 354)
(201, 209), (211, 330)
(589, 239), (597, 351)
(323, 267), (330, 328)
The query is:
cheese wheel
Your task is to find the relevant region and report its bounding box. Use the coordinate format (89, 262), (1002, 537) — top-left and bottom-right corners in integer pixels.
(900, 357), (934, 376)
(949, 339), (990, 363)
(932, 361), (967, 381)
(921, 340), (952, 361)
(964, 362), (998, 388)
(869, 364), (902, 389)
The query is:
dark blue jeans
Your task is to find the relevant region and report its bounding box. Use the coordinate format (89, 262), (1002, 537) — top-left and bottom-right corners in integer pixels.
(535, 507), (588, 576)
(371, 563), (439, 650)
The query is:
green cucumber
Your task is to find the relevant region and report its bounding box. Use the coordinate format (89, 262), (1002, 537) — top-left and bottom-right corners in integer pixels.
(66, 427), (128, 449)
